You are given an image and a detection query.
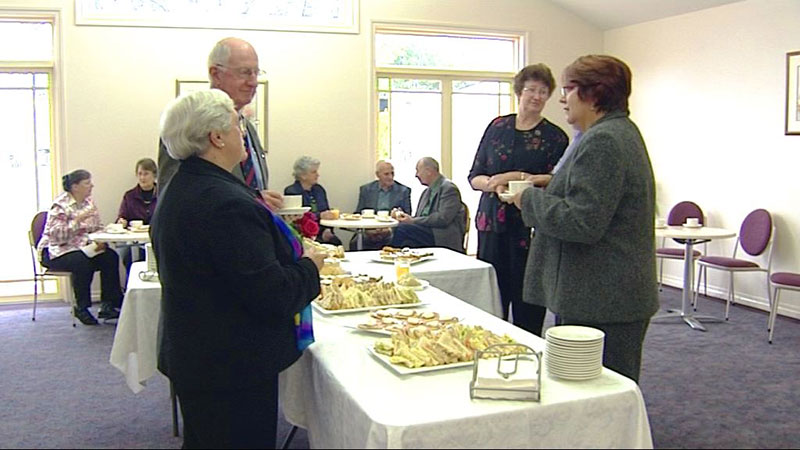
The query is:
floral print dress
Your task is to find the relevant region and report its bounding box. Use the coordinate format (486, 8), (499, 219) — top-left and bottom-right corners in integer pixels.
(468, 114), (569, 248)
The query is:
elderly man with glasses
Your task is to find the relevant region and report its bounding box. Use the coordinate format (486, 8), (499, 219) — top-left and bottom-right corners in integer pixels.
(157, 37), (282, 210)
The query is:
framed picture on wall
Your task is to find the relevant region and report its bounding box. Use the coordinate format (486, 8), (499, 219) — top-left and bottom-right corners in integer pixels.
(786, 51), (800, 135)
(175, 80), (268, 145)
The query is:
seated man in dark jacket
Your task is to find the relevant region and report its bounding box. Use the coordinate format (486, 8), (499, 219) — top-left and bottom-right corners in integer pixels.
(350, 160), (412, 250)
(391, 157), (466, 253)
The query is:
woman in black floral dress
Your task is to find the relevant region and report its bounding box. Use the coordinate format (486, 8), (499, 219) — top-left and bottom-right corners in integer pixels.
(468, 64), (568, 336)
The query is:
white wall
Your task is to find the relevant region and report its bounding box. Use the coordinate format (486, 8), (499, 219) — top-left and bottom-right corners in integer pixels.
(605, 0), (800, 318)
(3, 0), (600, 236)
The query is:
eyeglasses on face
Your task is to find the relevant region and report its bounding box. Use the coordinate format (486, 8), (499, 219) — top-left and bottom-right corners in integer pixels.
(522, 87), (550, 97)
(560, 84), (578, 97)
(215, 64), (266, 80)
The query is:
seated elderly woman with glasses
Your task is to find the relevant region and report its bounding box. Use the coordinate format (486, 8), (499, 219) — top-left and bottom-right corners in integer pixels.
(284, 156), (343, 246)
(152, 88), (325, 448)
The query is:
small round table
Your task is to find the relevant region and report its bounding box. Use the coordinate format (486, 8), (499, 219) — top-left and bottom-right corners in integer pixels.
(320, 217), (398, 250)
(653, 226), (736, 331)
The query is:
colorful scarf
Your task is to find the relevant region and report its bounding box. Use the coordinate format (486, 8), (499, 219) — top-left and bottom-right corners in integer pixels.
(255, 196), (315, 352)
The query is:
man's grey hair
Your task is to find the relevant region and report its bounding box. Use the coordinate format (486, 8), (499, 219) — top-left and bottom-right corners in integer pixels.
(419, 156), (440, 172)
(207, 38), (233, 83)
(292, 156), (320, 180)
(159, 89), (235, 161)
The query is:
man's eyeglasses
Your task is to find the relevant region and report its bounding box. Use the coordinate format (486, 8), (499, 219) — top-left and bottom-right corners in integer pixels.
(560, 84), (578, 97)
(215, 64), (266, 80)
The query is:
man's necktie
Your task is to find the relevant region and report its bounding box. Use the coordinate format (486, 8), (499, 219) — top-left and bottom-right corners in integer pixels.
(240, 130), (258, 190)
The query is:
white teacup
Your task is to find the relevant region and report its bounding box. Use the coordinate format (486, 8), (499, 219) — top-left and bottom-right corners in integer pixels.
(377, 210), (390, 217)
(130, 220), (144, 229)
(284, 195), (303, 209)
(361, 209), (375, 218)
(655, 218), (666, 228)
(508, 180), (533, 195)
(106, 223), (124, 233)
(685, 218), (700, 227)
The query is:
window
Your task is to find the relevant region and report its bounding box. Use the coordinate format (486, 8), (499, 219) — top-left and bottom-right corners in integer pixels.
(374, 26), (523, 254)
(0, 18), (59, 300)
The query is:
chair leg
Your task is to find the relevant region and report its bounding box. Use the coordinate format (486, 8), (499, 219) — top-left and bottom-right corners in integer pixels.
(170, 381), (180, 437)
(693, 266), (703, 311)
(725, 275), (734, 320)
(769, 288), (780, 344)
(658, 258), (664, 292)
(32, 277), (39, 321)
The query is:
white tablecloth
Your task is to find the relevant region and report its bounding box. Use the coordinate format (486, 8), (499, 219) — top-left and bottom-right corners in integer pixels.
(343, 248), (503, 317)
(279, 287), (653, 449)
(109, 261), (161, 393)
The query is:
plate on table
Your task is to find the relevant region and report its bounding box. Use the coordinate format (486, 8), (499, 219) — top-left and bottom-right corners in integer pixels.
(103, 228), (128, 234)
(371, 254), (435, 265)
(498, 192), (516, 202)
(277, 206), (310, 216)
(129, 225), (150, 232)
(311, 300), (425, 315)
(340, 213), (362, 221)
(394, 279), (430, 291)
(375, 216), (395, 223)
(682, 223), (703, 229)
(367, 346), (474, 375)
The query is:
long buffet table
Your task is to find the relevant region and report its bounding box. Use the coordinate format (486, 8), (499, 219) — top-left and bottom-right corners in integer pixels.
(280, 286), (653, 448)
(111, 254), (652, 448)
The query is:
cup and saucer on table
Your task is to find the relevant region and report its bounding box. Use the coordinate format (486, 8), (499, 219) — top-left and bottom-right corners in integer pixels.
(655, 218), (667, 229)
(277, 194), (310, 216)
(682, 218), (702, 228)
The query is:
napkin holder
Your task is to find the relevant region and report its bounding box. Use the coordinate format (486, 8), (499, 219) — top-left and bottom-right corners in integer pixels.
(469, 343), (541, 402)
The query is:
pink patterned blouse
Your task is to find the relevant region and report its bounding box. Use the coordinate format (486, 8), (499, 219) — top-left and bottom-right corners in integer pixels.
(38, 192), (104, 259)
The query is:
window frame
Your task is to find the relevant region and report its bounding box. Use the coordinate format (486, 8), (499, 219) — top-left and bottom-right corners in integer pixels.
(0, 10), (65, 303)
(371, 23), (525, 179)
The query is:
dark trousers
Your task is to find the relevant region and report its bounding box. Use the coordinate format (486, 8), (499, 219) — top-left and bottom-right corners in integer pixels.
(42, 248), (123, 310)
(117, 244), (146, 287)
(556, 316), (650, 383)
(391, 223), (435, 248)
(478, 231), (546, 336)
(174, 377), (279, 449)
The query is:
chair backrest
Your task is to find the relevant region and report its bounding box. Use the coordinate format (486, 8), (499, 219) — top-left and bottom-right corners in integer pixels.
(30, 211), (48, 249)
(739, 209), (772, 256)
(667, 201), (704, 226)
(462, 201), (470, 253)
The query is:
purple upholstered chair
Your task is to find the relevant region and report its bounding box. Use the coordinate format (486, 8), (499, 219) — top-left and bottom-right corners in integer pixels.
(656, 201), (705, 292)
(768, 272), (800, 343)
(694, 209), (774, 322)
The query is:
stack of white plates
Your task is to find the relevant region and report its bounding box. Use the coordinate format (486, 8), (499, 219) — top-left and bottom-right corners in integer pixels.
(545, 325), (605, 381)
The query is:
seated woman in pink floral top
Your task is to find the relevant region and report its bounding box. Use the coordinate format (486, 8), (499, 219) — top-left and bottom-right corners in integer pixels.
(38, 169), (123, 325)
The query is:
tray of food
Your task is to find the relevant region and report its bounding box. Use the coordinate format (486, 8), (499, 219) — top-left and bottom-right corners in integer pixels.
(312, 277), (422, 314)
(372, 246), (435, 264)
(348, 309), (459, 336)
(368, 323), (523, 374)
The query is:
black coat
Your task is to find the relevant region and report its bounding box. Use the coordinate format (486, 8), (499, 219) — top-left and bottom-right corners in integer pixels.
(151, 156), (320, 390)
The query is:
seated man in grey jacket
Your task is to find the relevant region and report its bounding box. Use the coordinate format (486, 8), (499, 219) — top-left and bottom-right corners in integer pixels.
(350, 160), (412, 250)
(391, 157), (466, 253)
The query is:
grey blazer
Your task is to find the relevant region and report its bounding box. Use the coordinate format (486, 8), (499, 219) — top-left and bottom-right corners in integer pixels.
(158, 119), (268, 193)
(414, 176), (466, 253)
(354, 180), (412, 214)
(520, 110), (659, 324)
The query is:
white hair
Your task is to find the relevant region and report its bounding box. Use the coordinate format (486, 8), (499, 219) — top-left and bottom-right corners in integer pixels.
(159, 89), (235, 161)
(292, 156), (320, 180)
(207, 38), (233, 83)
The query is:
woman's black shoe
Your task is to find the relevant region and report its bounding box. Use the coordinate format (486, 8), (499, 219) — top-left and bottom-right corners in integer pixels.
(98, 305), (120, 320)
(74, 308), (99, 325)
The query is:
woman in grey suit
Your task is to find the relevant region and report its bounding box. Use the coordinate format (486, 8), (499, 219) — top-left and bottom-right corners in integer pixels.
(504, 55), (658, 382)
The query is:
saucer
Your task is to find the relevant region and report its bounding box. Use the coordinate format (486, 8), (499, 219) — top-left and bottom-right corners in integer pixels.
(277, 206), (310, 216)
(682, 223), (703, 228)
(498, 192), (515, 202)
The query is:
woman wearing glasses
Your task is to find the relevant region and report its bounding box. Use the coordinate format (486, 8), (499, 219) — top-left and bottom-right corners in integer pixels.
(504, 55), (658, 383)
(468, 63), (568, 336)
